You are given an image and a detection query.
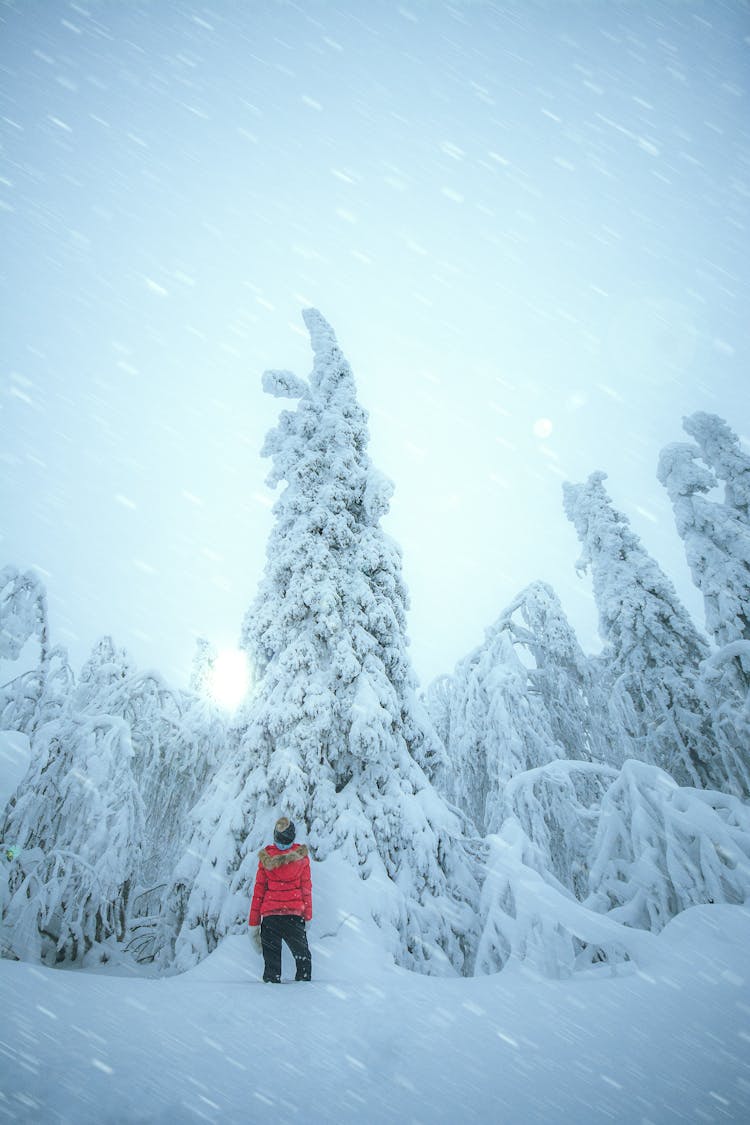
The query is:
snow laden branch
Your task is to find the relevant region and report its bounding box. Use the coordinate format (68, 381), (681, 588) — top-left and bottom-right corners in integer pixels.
(682, 410), (750, 524)
(657, 434), (750, 795)
(586, 760), (750, 931)
(476, 819), (657, 979)
(1, 714), (144, 964)
(476, 758), (750, 979)
(501, 759), (618, 899)
(563, 471), (723, 790)
(261, 369), (309, 400)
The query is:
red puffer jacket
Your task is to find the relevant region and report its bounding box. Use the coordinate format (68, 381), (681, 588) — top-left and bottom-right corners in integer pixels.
(248, 843), (312, 925)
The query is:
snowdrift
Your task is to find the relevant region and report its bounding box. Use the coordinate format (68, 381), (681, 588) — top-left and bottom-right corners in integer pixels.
(1, 903), (748, 1124)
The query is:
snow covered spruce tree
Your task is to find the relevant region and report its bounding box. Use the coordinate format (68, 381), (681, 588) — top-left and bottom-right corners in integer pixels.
(166, 309), (477, 974)
(563, 471), (718, 790)
(658, 442), (750, 657)
(72, 635), (135, 711)
(428, 581), (602, 838)
(585, 759), (750, 931)
(189, 637), (217, 698)
(683, 411), (750, 525)
(658, 439), (750, 796)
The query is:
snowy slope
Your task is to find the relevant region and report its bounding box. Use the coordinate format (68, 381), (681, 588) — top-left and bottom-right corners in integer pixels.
(1, 904), (749, 1124)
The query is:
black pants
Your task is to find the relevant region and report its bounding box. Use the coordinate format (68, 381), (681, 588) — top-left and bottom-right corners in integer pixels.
(260, 915), (311, 982)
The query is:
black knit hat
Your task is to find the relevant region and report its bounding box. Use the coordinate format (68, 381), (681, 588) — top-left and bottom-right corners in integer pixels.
(274, 817), (296, 846)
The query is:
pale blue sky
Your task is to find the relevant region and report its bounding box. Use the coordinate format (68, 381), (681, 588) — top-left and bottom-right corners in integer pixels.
(2, 0), (748, 690)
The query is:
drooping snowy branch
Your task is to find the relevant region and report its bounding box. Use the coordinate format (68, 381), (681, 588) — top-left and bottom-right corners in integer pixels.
(262, 369), (310, 400)
(1, 714), (144, 964)
(501, 759), (618, 899)
(429, 581), (614, 838)
(586, 760), (750, 931)
(476, 818), (657, 978)
(683, 411), (750, 524)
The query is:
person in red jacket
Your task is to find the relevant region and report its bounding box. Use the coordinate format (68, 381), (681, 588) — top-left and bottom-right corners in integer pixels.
(248, 817), (312, 983)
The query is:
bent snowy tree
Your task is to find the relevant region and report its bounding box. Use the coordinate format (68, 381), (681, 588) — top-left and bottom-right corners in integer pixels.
(563, 472), (720, 791)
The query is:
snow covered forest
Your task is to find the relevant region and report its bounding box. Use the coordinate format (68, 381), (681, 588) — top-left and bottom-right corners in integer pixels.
(2, 309), (749, 982)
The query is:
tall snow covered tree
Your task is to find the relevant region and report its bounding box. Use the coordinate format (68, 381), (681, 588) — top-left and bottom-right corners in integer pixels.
(658, 442), (750, 654)
(683, 411), (750, 524)
(657, 440), (750, 797)
(165, 309), (477, 974)
(0, 565), (48, 665)
(563, 471), (718, 790)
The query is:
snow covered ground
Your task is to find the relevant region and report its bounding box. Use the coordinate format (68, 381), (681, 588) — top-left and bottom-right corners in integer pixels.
(1, 903), (749, 1124)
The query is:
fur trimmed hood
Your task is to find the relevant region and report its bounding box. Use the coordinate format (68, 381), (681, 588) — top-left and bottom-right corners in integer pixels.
(258, 844), (309, 871)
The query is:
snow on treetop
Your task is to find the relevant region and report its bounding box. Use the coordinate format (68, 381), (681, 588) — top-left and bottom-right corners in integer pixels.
(301, 307), (339, 360)
(683, 410), (738, 450)
(261, 311), (348, 409)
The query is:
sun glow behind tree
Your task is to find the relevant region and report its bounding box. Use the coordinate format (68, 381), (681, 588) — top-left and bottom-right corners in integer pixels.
(207, 649), (250, 710)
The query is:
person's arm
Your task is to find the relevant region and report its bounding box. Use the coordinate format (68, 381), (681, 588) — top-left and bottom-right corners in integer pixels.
(301, 855), (312, 921)
(248, 860), (267, 926)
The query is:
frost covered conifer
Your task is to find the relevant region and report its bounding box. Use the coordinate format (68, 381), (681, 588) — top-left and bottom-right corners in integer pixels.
(563, 471), (717, 789)
(72, 636), (134, 711)
(0, 647), (73, 738)
(657, 441), (750, 796)
(121, 677), (227, 964)
(585, 760), (750, 931)
(0, 566), (71, 734)
(429, 584), (585, 836)
(657, 443), (750, 655)
(189, 637), (216, 698)
(683, 411), (750, 524)
(167, 309), (476, 975)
